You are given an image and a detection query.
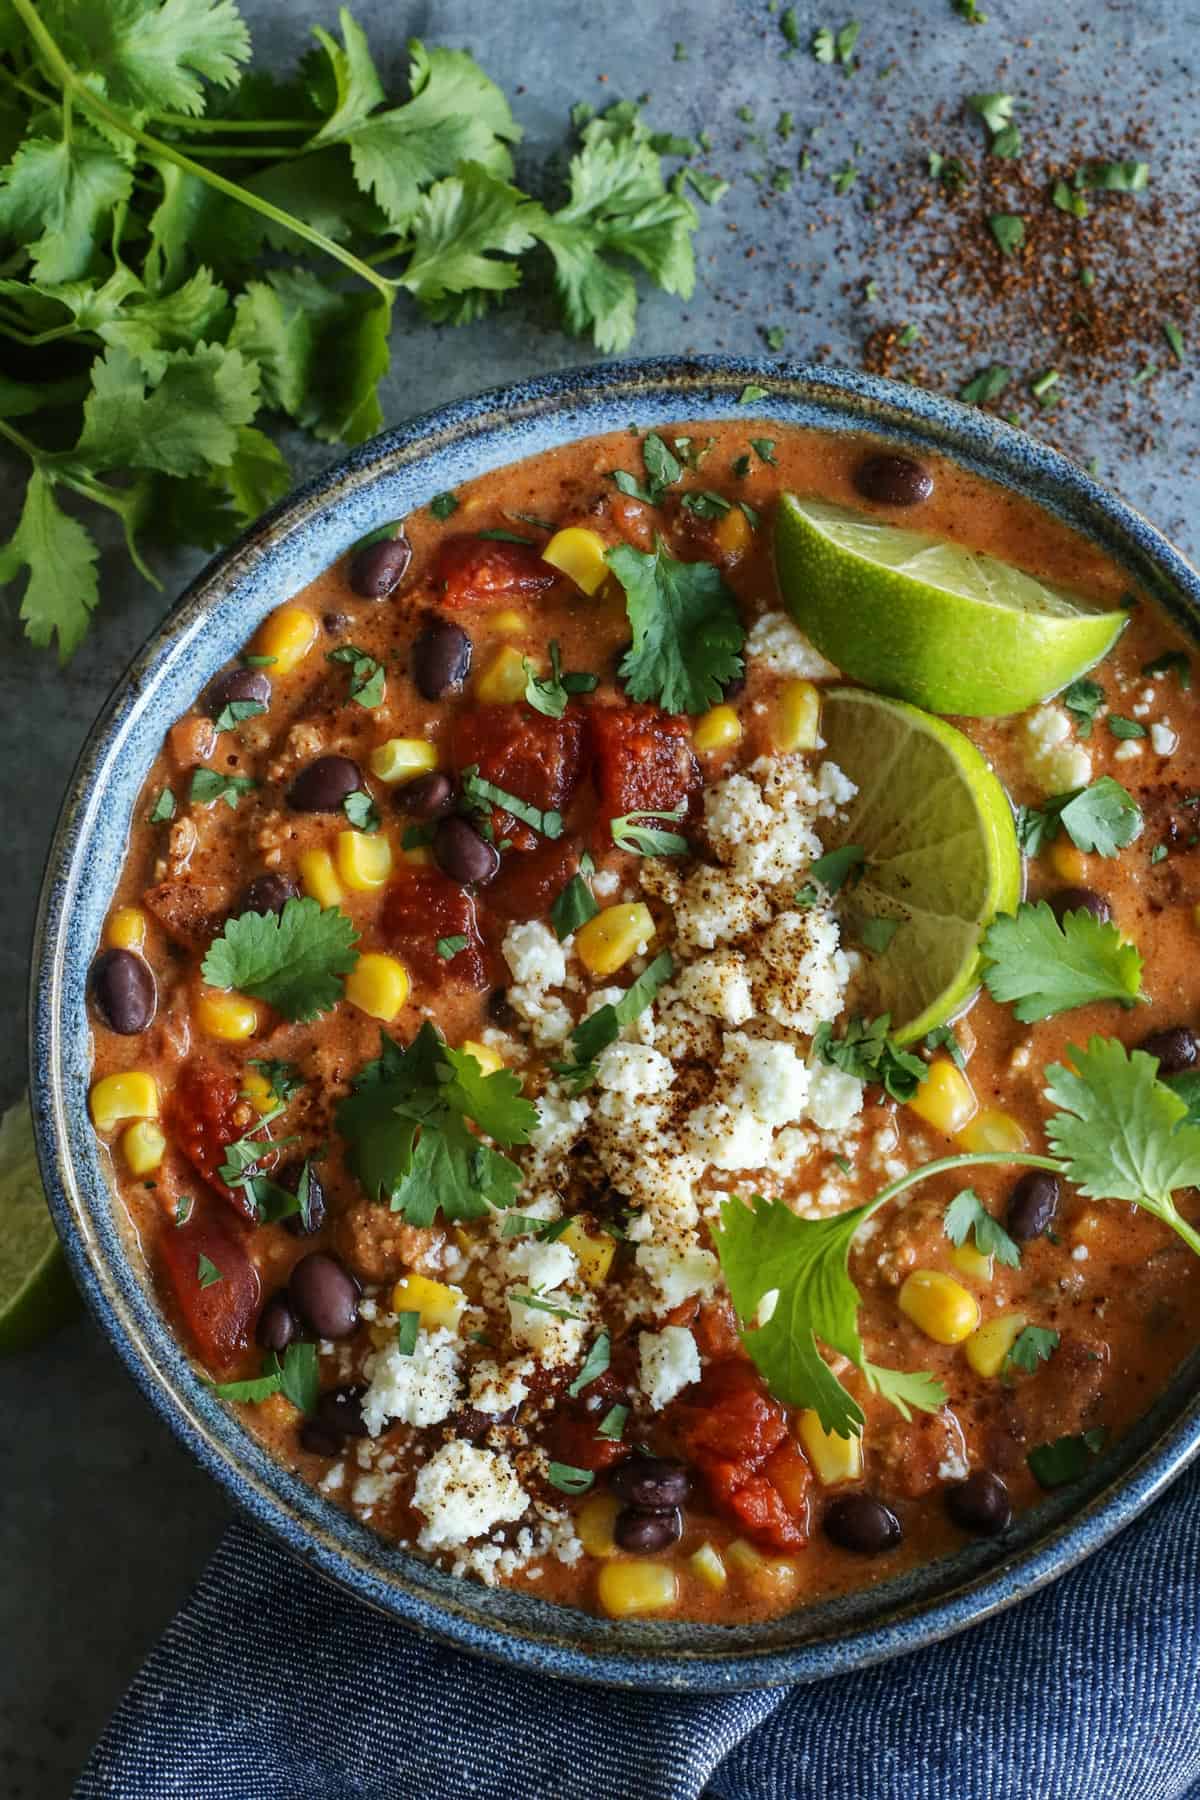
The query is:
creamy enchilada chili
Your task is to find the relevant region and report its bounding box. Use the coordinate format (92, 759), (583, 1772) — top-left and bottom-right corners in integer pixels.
(86, 423), (1200, 1623)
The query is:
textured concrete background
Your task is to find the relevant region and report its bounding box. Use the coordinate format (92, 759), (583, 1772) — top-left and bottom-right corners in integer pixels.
(2, 1), (1198, 1792)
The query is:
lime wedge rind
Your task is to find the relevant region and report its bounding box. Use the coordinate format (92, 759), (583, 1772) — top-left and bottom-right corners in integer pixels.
(0, 1092), (80, 1354)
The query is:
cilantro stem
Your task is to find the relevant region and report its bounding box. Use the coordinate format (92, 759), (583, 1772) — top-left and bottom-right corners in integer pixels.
(164, 143), (306, 161)
(150, 113), (319, 134)
(9, 0), (396, 305)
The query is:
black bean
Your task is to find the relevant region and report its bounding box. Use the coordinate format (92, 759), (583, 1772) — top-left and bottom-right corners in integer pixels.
(279, 1160), (327, 1238)
(823, 1493), (903, 1554)
(434, 815), (500, 887)
(206, 665), (271, 720)
(395, 770), (457, 822)
(349, 532), (412, 599)
(1006, 1170), (1061, 1242)
(487, 987), (517, 1030)
(1048, 886), (1111, 926)
(610, 1456), (692, 1511)
(240, 872), (298, 917)
(317, 1384), (370, 1440)
(946, 1470), (1011, 1535)
(323, 611), (350, 635)
(1139, 1025), (1199, 1077)
(613, 1506), (683, 1554)
(90, 948), (156, 1035)
(287, 755), (363, 813)
(288, 1252), (360, 1340)
(299, 1419), (344, 1458)
(256, 1292), (297, 1354)
(412, 620), (472, 700)
(853, 452), (934, 508)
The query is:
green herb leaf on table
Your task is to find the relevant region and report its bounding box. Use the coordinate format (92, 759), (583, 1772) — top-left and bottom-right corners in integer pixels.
(610, 810), (690, 857)
(606, 538), (744, 714)
(202, 896), (360, 1021)
(981, 902), (1144, 1022)
(1027, 1428), (1106, 1489)
(943, 1188), (1021, 1268)
(336, 1021), (537, 1225)
(1005, 1325), (1060, 1374)
(988, 213), (1025, 255)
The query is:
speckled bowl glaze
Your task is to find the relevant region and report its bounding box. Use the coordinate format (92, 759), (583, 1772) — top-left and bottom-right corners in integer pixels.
(29, 357), (1200, 1691)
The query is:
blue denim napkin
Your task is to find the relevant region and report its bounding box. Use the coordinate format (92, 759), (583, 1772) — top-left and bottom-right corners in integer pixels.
(75, 1459), (1200, 1800)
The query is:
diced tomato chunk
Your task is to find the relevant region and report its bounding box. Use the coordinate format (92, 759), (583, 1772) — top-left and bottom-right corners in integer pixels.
(675, 1358), (789, 1465)
(435, 535), (557, 608)
(158, 1209), (261, 1372)
(762, 1438), (813, 1518)
(545, 1400), (632, 1473)
(694, 1294), (742, 1360)
(165, 1061), (252, 1220)
(380, 866), (488, 990)
(588, 704), (700, 842)
(450, 705), (585, 852)
(672, 1358), (810, 1553)
(706, 1461), (809, 1553)
(484, 836), (581, 924)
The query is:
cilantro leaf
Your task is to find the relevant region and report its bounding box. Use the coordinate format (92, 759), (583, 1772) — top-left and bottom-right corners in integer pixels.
(401, 164), (540, 318)
(862, 1363), (948, 1421)
(229, 270), (390, 446)
(610, 809), (689, 856)
(327, 642), (385, 706)
(49, 0), (251, 116)
(811, 844), (866, 892)
(188, 768), (256, 809)
(568, 1331), (611, 1396)
(606, 536), (744, 714)
(943, 1188), (1021, 1267)
(0, 134), (133, 284)
(813, 1015), (928, 1102)
(1061, 677), (1104, 738)
(1015, 777), (1141, 859)
(523, 640), (597, 719)
(336, 1022), (537, 1224)
(923, 1024), (966, 1070)
(1028, 1428), (1106, 1489)
(551, 872), (599, 940)
(547, 1461), (594, 1495)
(209, 1341), (318, 1411)
(561, 951), (674, 1083)
(981, 901), (1144, 1021)
(202, 896), (360, 1021)
(248, 1058), (303, 1103)
(77, 343), (260, 479)
(0, 470), (99, 661)
(713, 1193), (945, 1437)
(988, 213), (1025, 255)
(1005, 1325), (1059, 1373)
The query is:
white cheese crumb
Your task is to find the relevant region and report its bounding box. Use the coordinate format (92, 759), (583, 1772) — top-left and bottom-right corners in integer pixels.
(502, 920), (567, 988)
(671, 950), (755, 1025)
(806, 1057), (866, 1130)
(503, 1236), (579, 1294)
(592, 867), (621, 897)
(746, 610), (840, 679)
(412, 1442), (529, 1549)
(359, 1327), (462, 1435)
(638, 1325), (701, 1410)
(635, 1240), (720, 1308)
(1113, 739), (1143, 762)
(1023, 704), (1092, 794)
(1072, 1244), (1090, 1262)
(468, 1358), (532, 1413)
(1150, 720), (1178, 756)
(593, 1041), (676, 1098)
(722, 1031), (811, 1125)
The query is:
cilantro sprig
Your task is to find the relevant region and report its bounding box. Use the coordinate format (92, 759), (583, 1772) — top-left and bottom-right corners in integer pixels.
(202, 896), (360, 1021)
(0, 6), (716, 659)
(208, 1341), (319, 1413)
(606, 536), (745, 714)
(981, 901), (1143, 1021)
(336, 1022), (537, 1225)
(714, 1035), (1200, 1438)
(1016, 776), (1141, 858)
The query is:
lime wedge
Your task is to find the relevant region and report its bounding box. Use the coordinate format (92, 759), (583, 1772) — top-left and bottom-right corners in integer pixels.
(819, 688), (1022, 1043)
(0, 1092), (79, 1354)
(775, 495), (1126, 716)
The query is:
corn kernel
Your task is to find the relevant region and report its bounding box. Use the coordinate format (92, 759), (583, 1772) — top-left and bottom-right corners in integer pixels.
(345, 952), (410, 1021)
(107, 906), (147, 952)
(950, 1241), (994, 1283)
(596, 1562), (679, 1619)
(964, 1310), (1029, 1378)
(542, 526), (610, 595)
(899, 1269), (982, 1345)
(748, 1558), (800, 1604)
(577, 1493), (621, 1557)
(490, 607), (526, 633)
(461, 1039), (504, 1076)
(726, 1538), (765, 1575)
(958, 1109), (1028, 1154)
(1192, 903), (1200, 933)
(689, 1543), (728, 1590)
(772, 679), (821, 753)
(196, 988), (260, 1042)
(476, 643), (530, 703)
(391, 1273), (466, 1334)
(693, 704), (743, 754)
(714, 503), (752, 560)
(336, 829), (394, 892)
(402, 844), (434, 867)
(1049, 840), (1087, 883)
(240, 1069), (277, 1116)
(90, 1071), (159, 1135)
(252, 604), (317, 675)
(907, 1057), (977, 1137)
(560, 1217), (616, 1288)
(298, 847), (344, 908)
(121, 1119), (165, 1176)
(574, 902), (654, 976)
(369, 738), (438, 785)
(797, 1409), (864, 1485)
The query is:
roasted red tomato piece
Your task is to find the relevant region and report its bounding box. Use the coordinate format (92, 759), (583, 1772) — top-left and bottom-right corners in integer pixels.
(380, 866), (488, 990)
(484, 836), (581, 924)
(436, 535), (557, 609)
(704, 1460), (809, 1553)
(159, 1210), (261, 1371)
(588, 704), (700, 842)
(545, 1401), (632, 1473)
(165, 1060), (251, 1219)
(451, 705), (586, 852)
(674, 1357), (790, 1466)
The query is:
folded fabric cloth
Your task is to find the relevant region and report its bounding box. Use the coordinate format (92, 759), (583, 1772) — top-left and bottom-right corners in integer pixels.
(76, 1459), (1200, 1800)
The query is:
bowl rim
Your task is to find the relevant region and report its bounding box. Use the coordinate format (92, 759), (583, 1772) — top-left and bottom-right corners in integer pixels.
(28, 353), (1200, 1692)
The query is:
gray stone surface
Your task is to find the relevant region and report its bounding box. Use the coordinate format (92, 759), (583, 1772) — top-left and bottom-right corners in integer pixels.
(1, 1), (1197, 1792)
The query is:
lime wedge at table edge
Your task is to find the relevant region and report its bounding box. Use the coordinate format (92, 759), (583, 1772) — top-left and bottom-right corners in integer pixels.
(775, 493), (1127, 718)
(0, 1092), (80, 1354)
(817, 687), (1022, 1044)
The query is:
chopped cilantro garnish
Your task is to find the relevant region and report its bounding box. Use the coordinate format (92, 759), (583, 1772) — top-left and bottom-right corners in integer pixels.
(189, 769), (257, 810)
(395, 1311), (420, 1356)
(959, 364), (1011, 405)
(944, 1188), (1021, 1267)
(213, 697), (267, 733)
(812, 19), (860, 69)
(547, 1461), (595, 1495)
(247, 1059), (303, 1104)
(202, 897), (360, 1022)
(749, 437), (777, 464)
(1005, 1325), (1060, 1374)
(430, 491), (459, 520)
(686, 169), (730, 206)
(551, 872), (599, 940)
(1015, 777), (1141, 859)
(436, 935), (470, 960)
(923, 1025), (966, 1071)
(606, 538), (744, 715)
(597, 1403), (629, 1441)
(859, 916), (899, 953)
(1077, 160), (1148, 192)
(559, 952), (674, 1088)
(738, 384), (770, 404)
(568, 1331), (611, 1396)
(810, 844), (866, 891)
(523, 640), (598, 719)
(610, 810), (690, 857)
(174, 1195), (194, 1227)
(1107, 715), (1147, 740)
(680, 490), (732, 519)
(1061, 677), (1104, 738)
(148, 787), (176, 824)
(1163, 321), (1185, 363)
(209, 1342), (318, 1413)
(1028, 1428), (1106, 1489)
(813, 1015), (928, 1102)
(196, 1253), (222, 1289)
(327, 644), (385, 708)
(981, 901), (1144, 1021)
(461, 764), (563, 839)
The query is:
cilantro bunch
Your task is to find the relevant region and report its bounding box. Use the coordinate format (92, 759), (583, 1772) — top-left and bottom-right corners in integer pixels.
(0, 1), (710, 660)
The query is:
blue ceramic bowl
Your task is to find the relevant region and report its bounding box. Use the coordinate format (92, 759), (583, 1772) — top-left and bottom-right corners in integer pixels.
(29, 357), (1200, 1691)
